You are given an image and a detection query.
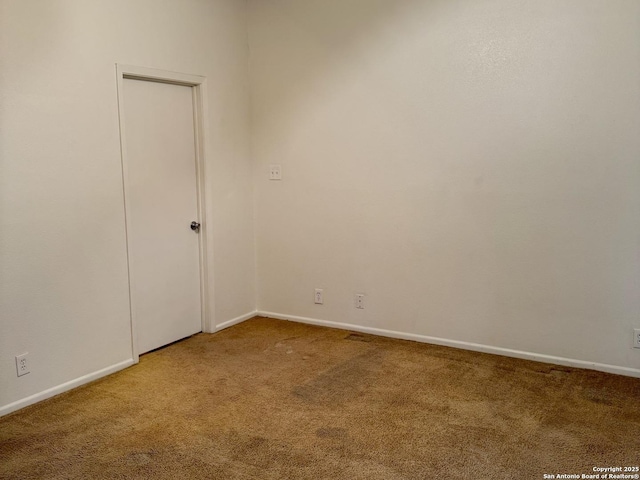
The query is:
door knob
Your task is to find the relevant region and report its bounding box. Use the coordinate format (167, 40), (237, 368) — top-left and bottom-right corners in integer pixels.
(190, 221), (201, 232)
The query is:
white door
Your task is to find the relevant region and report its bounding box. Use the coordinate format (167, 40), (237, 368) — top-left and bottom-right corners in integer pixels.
(122, 78), (202, 355)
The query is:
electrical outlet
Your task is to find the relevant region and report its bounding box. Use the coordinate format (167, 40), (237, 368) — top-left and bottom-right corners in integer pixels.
(634, 329), (640, 349)
(15, 353), (30, 377)
(269, 164), (282, 180)
(355, 293), (365, 309)
(314, 288), (324, 305)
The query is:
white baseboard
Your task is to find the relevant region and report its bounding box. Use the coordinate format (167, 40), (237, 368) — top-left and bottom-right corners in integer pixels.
(4, 312), (634, 418)
(0, 359), (135, 418)
(258, 311), (640, 379)
(215, 310), (257, 331)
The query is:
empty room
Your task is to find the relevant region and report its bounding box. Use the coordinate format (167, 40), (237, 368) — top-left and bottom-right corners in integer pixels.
(1, 0), (639, 478)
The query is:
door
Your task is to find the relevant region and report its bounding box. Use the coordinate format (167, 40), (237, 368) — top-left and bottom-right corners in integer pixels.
(122, 78), (202, 355)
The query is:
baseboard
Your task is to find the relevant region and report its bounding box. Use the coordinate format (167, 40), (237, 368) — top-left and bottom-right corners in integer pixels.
(0, 358), (135, 418)
(258, 311), (640, 379)
(215, 310), (257, 331)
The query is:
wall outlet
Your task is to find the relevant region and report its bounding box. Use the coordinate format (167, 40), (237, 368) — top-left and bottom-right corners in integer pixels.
(355, 293), (365, 309)
(314, 288), (324, 304)
(634, 329), (640, 349)
(15, 353), (30, 377)
(269, 164), (282, 180)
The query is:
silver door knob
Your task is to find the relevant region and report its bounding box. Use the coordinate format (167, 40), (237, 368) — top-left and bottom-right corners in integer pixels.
(190, 221), (201, 232)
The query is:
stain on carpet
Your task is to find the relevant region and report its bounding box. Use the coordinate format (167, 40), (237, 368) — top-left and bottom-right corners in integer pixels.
(292, 349), (385, 405)
(344, 332), (374, 343)
(316, 427), (348, 439)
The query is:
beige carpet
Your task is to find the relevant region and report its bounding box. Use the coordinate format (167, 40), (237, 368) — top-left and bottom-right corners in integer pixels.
(1, 317), (639, 479)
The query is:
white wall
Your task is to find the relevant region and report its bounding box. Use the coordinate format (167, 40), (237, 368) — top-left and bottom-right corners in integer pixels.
(249, 0), (640, 372)
(0, 0), (255, 413)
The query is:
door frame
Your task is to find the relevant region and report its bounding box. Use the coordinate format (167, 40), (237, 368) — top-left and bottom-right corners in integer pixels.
(115, 64), (212, 363)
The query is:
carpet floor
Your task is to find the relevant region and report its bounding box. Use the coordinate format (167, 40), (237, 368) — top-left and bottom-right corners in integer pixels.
(1, 317), (639, 479)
